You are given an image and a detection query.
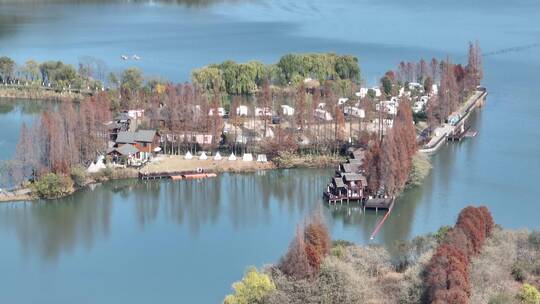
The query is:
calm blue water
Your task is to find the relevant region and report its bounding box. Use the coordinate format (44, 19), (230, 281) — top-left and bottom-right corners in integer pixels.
(0, 0), (539, 303)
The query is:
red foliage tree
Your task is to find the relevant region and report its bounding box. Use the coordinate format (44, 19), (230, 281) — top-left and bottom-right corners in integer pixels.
(279, 227), (313, 280)
(425, 206), (495, 304)
(278, 213), (331, 280)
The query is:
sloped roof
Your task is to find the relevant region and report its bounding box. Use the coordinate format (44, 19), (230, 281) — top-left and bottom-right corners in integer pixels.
(359, 175), (368, 186)
(116, 144), (140, 156)
(332, 177), (346, 188)
(343, 173), (364, 182)
(351, 148), (365, 160)
(116, 130), (157, 144)
(115, 112), (131, 121)
(135, 130), (157, 142)
(116, 131), (135, 144)
(341, 163), (361, 173)
(348, 158), (363, 165)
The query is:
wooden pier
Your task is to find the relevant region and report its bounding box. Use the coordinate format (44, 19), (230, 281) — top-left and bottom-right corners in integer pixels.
(139, 170), (217, 180)
(448, 124), (471, 141)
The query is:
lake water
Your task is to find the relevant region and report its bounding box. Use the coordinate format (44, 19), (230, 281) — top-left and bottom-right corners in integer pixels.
(1, 0), (540, 303)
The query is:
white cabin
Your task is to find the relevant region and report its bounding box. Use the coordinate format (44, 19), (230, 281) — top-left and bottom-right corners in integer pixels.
(208, 107), (226, 117)
(280, 105), (295, 116)
(255, 107), (272, 117)
(344, 106), (365, 118)
(236, 105), (249, 116)
(355, 88), (368, 98)
(314, 109), (333, 121)
(338, 97), (349, 105)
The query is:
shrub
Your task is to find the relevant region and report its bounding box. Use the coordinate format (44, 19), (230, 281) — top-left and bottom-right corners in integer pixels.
(332, 240), (354, 247)
(512, 264), (526, 282)
(518, 283), (540, 304)
(331, 245), (346, 258)
(528, 230), (540, 249)
(101, 167), (113, 179)
(317, 257), (364, 304)
(435, 225), (452, 243)
(488, 293), (517, 304)
(224, 267), (276, 304)
(70, 166), (87, 188)
(32, 173), (73, 199)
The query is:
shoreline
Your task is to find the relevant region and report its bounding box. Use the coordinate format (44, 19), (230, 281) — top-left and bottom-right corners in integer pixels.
(419, 89), (488, 154)
(0, 86), (86, 101)
(0, 154), (342, 203)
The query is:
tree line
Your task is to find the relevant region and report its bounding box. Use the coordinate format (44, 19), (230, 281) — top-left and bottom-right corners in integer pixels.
(191, 53), (361, 95)
(4, 93), (111, 187)
(363, 98), (418, 196)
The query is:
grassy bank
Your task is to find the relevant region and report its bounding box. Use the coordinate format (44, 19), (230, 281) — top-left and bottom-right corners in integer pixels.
(272, 152), (345, 169)
(0, 86), (85, 101)
(0, 167), (138, 203)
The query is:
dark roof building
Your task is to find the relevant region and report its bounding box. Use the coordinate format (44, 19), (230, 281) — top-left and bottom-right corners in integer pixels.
(107, 143), (140, 157)
(332, 177), (346, 188)
(135, 130), (157, 143)
(116, 130), (158, 144)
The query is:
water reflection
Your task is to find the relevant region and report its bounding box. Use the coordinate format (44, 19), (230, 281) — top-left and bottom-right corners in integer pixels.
(0, 169), (423, 262)
(0, 189), (113, 262)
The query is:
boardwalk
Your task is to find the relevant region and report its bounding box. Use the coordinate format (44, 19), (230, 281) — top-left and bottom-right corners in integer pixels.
(419, 89), (487, 154)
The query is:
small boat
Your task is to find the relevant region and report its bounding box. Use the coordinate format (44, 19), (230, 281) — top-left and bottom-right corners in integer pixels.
(132, 55), (141, 60)
(183, 173), (217, 180)
(121, 55), (128, 60)
(465, 131), (478, 137)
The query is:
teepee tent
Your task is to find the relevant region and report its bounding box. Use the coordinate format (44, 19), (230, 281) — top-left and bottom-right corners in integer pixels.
(214, 152), (222, 161)
(242, 153), (253, 162)
(185, 151), (193, 160)
(199, 152), (208, 160)
(228, 153), (237, 161)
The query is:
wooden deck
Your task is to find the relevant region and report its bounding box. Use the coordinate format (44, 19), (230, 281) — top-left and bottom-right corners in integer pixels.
(323, 192), (393, 210)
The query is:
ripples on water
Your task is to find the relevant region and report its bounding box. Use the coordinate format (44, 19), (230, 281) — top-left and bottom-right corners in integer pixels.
(1, 0), (540, 302)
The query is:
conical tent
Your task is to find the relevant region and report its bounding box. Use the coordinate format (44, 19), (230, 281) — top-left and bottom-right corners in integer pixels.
(214, 152), (222, 160)
(228, 153), (237, 161)
(199, 152), (208, 160)
(185, 151), (193, 160)
(242, 153), (253, 162)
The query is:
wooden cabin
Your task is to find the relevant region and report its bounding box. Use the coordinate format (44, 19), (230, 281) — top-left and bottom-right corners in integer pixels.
(115, 130), (161, 159)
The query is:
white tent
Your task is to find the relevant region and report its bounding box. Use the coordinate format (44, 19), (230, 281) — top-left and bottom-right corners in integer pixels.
(199, 152), (208, 160)
(87, 155), (106, 173)
(228, 153), (237, 161)
(214, 152), (222, 161)
(256, 154), (267, 162)
(185, 151), (193, 160)
(242, 153), (253, 162)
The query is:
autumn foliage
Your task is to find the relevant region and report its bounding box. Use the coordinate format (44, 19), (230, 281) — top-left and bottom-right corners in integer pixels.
(13, 93), (111, 181)
(364, 100), (417, 195)
(279, 214), (331, 280)
(425, 206), (494, 304)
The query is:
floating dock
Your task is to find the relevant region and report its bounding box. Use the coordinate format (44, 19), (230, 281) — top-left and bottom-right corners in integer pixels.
(139, 171), (217, 180)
